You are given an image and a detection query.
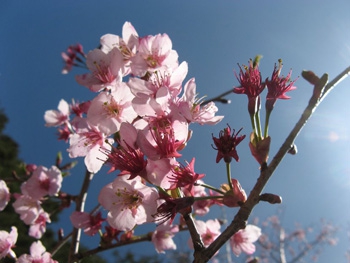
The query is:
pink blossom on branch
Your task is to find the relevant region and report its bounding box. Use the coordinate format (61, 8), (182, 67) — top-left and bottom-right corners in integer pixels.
(17, 240), (58, 263)
(152, 221), (179, 253)
(44, 99), (70, 127)
(21, 165), (62, 200)
(98, 176), (158, 231)
(230, 224), (262, 256)
(0, 226), (17, 259)
(0, 180), (10, 211)
(28, 210), (51, 239)
(70, 211), (105, 236)
(265, 59), (297, 112)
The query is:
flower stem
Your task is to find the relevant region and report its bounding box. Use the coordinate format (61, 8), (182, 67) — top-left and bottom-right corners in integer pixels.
(196, 182), (225, 195)
(226, 162), (233, 190)
(264, 110), (271, 138)
(255, 111), (262, 140)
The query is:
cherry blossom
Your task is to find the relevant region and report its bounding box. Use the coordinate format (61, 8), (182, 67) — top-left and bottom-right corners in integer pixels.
(212, 125), (246, 163)
(178, 78), (224, 125)
(152, 221), (179, 253)
(190, 219), (221, 247)
(21, 165), (62, 200)
(86, 84), (137, 135)
(44, 99), (70, 127)
(168, 158), (205, 195)
(70, 211), (105, 236)
(98, 176), (159, 231)
(233, 59), (265, 115)
(0, 226), (17, 259)
(61, 43), (85, 74)
(12, 194), (42, 225)
(28, 210), (51, 239)
(265, 59), (297, 111)
(75, 47), (124, 92)
(230, 224), (262, 256)
(67, 121), (113, 173)
(100, 21), (139, 63)
(130, 33), (179, 77)
(17, 240), (58, 263)
(0, 180), (10, 211)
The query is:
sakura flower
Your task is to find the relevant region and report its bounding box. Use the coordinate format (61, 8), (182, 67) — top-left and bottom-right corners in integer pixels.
(21, 165), (62, 200)
(13, 194), (42, 225)
(61, 43), (85, 74)
(100, 21), (139, 68)
(152, 220), (179, 253)
(168, 158), (205, 195)
(98, 176), (158, 231)
(153, 194), (194, 225)
(68, 121), (113, 173)
(230, 224), (262, 256)
(44, 99), (70, 127)
(75, 47), (124, 92)
(178, 78), (224, 125)
(265, 59), (297, 112)
(0, 227), (17, 259)
(28, 210), (51, 239)
(212, 125), (246, 163)
(189, 219), (221, 247)
(0, 180), (10, 211)
(131, 33), (179, 77)
(87, 85), (137, 135)
(220, 178), (247, 207)
(17, 240), (58, 263)
(70, 211), (104, 236)
(233, 59), (265, 115)
(137, 116), (188, 161)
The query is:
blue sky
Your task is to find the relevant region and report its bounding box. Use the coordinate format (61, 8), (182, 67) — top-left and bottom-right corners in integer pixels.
(1, 1), (350, 262)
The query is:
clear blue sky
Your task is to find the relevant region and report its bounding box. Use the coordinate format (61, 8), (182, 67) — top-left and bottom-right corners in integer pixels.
(1, 1), (350, 262)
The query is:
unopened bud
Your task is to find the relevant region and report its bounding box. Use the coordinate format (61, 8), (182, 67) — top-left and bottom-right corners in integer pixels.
(288, 144), (298, 155)
(259, 193), (282, 204)
(302, 70), (319, 85)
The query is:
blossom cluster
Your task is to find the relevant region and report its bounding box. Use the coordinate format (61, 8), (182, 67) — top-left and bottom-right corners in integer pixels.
(0, 22), (281, 261)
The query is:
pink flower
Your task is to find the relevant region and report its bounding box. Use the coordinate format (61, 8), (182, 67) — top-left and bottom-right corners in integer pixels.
(230, 224), (262, 256)
(212, 125), (246, 163)
(75, 47), (124, 92)
(98, 176), (158, 231)
(130, 33), (179, 77)
(152, 221), (179, 253)
(13, 194), (42, 225)
(178, 78), (224, 125)
(21, 165), (62, 200)
(220, 179), (247, 207)
(168, 158), (205, 195)
(70, 211), (104, 236)
(137, 116), (188, 160)
(265, 60), (297, 112)
(44, 99), (70, 127)
(153, 194), (194, 225)
(0, 180), (10, 211)
(0, 227), (17, 259)
(189, 219), (221, 248)
(233, 59), (265, 115)
(87, 85), (137, 136)
(100, 21), (139, 70)
(61, 43), (85, 74)
(68, 121), (113, 173)
(17, 241), (57, 263)
(28, 211), (51, 239)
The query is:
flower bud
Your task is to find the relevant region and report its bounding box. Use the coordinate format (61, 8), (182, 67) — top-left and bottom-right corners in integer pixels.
(249, 133), (271, 165)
